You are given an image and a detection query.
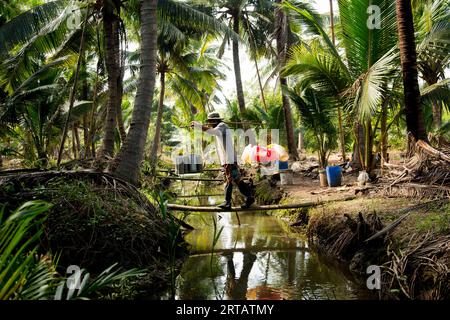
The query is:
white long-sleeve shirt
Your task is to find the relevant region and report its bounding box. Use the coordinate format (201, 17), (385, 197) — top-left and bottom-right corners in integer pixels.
(206, 122), (237, 166)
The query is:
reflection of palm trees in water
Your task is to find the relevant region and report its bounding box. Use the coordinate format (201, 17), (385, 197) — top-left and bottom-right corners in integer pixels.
(224, 252), (257, 300)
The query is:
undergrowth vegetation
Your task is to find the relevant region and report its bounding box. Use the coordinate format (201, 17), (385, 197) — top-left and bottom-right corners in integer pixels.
(0, 200), (144, 300)
(0, 172), (188, 299)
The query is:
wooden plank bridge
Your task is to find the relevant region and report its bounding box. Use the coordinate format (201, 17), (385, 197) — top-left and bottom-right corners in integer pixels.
(167, 196), (356, 212)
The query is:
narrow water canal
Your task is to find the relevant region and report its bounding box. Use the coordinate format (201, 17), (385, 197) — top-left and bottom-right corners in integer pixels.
(169, 190), (372, 300)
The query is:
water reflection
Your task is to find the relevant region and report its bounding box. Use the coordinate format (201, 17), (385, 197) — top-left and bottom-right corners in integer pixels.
(173, 211), (370, 300)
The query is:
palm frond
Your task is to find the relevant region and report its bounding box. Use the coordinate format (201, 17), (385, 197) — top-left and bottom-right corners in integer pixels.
(284, 42), (350, 108)
(338, 0), (397, 76)
(158, 0), (240, 42)
(420, 78), (450, 109)
(0, 201), (52, 300)
(0, 0), (67, 57)
(353, 47), (398, 120)
(282, 0), (348, 75)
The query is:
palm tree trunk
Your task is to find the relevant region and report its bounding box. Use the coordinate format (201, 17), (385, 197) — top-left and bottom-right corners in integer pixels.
(86, 59), (100, 159)
(329, 0), (346, 161)
(352, 122), (364, 170)
(100, 3), (120, 157)
(254, 55), (267, 111)
(280, 78), (299, 160)
(427, 77), (442, 129)
(432, 102), (442, 129)
(150, 71), (165, 164)
(276, 0), (299, 161)
(57, 6), (90, 166)
(75, 124), (81, 156)
(337, 106), (346, 160)
(116, 48), (127, 143)
(81, 56), (89, 158)
(232, 12), (246, 113)
(396, 0), (427, 141)
(380, 101), (388, 163)
(244, 13), (267, 111)
(72, 125), (80, 159)
(113, 0), (157, 184)
(298, 130), (304, 151)
(364, 119), (373, 173)
(329, 0), (335, 45)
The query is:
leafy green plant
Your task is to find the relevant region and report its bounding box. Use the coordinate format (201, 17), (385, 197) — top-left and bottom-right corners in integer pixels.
(0, 200), (145, 300)
(151, 190), (181, 298)
(53, 263), (144, 300)
(288, 86), (337, 169)
(0, 201), (54, 300)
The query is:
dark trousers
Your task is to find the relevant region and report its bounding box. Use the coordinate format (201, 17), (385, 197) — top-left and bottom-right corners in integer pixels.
(224, 164), (252, 203)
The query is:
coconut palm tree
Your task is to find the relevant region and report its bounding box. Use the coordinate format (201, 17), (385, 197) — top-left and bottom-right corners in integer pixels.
(223, 0), (319, 160)
(283, 0), (398, 174)
(288, 85), (337, 170)
(415, 0), (449, 129)
(327, 0), (346, 161)
(0, 57), (94, 166)
(150, 41), (225, 164)
(0, 0), (236, 171)
(100, 0), (122, 157)
(396, 0), (427, 141)
(112, 0), (158, 183)
(209, 0), (251, 113)
(274, 0), (300, 160)
(113, 0), (238, 183)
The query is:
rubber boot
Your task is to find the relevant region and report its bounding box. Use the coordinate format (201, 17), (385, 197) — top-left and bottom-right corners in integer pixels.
(238, 181), (255, 209)
(218, 183), (232, 210)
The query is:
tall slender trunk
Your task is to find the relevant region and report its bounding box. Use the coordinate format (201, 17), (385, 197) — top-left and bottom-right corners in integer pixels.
(329, 0), (335, 45)
(329, 0), (346, 161)
(81, 56), (89, 158)
(116, 38), (127, 143)
(100, 3), (120, 157)
(276, 0), (299, 160)
(380, 100), (388, 163)
(337, 106), (346, 160)
(71, 127), (77, 159)
(57, 6), (90, 166)
(244, 13), (267, 111)
(150, 71), (165, 164)
(364, 119), (373, 173)
(85, 23), (102, 159)
(86, 59), (100, 158)
(298, 130), (304, 151)
(254, 55), (267, 111)
(352, 122), (364, 170)
(432, 101), (442, 129)
(396, 0), (427, 141)
(426, 77), (442, 129)
(232, 12), (246, 113)
(72, 125), (80, 159)
(113, 0), (157, 184)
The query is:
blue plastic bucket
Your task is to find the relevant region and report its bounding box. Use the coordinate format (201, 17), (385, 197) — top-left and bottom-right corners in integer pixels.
(277, 161), (289, 170)
(326, 166), (342, 187)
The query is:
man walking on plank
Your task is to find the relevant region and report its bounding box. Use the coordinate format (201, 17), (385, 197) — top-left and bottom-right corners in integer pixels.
(191, 112), (255, 210)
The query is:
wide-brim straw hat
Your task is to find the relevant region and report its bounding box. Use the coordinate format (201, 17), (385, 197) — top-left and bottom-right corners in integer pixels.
(206, 112), (223, 123)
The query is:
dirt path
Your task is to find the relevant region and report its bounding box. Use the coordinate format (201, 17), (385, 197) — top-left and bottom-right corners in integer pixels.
(281, 172), (359, 203)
